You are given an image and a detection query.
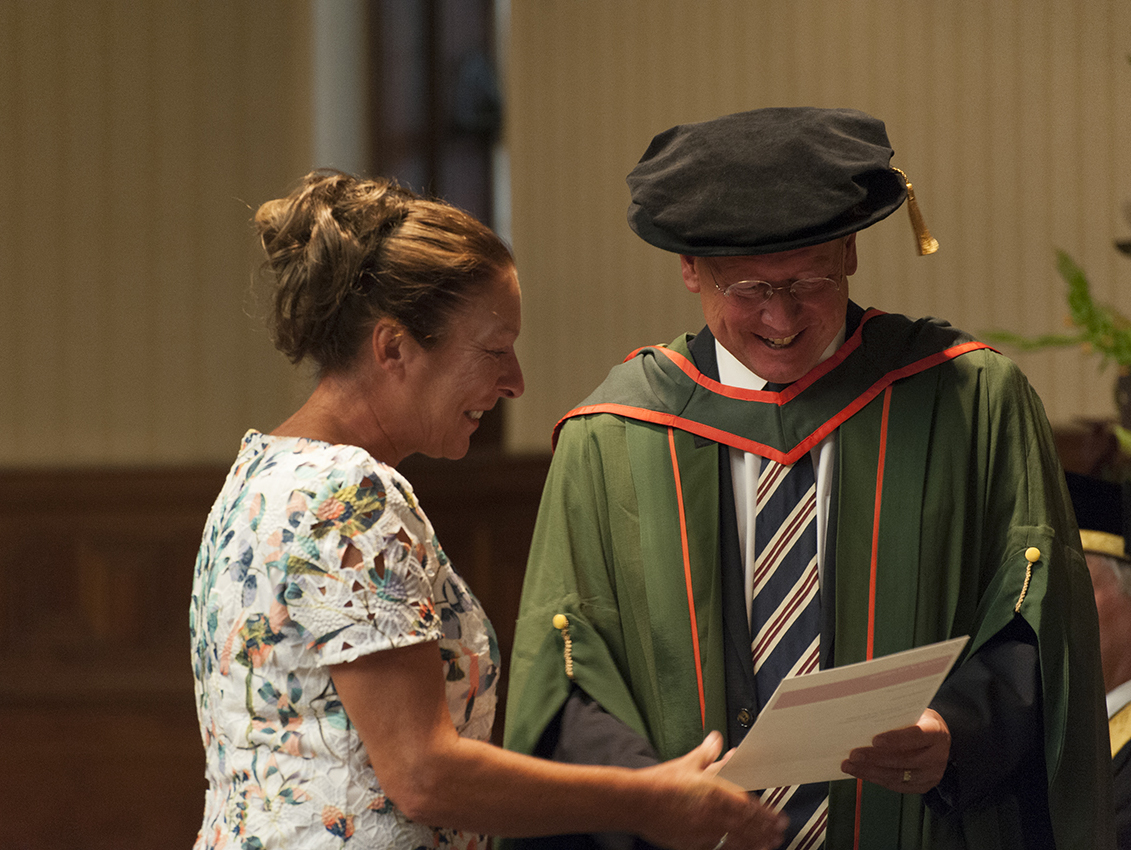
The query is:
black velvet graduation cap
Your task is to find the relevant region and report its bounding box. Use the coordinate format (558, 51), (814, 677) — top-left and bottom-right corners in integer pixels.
(1066, 471), (1131, 561)
(626, 106), (932, 257)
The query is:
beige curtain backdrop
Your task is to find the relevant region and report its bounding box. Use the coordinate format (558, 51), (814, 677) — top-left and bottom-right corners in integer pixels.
(0, 0), (313, 467)
(2, 0), (1131, 464)
(504, 0), (1131, 454)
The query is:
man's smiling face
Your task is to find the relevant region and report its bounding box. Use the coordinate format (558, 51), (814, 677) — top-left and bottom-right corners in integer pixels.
(681, 234), (855, 385)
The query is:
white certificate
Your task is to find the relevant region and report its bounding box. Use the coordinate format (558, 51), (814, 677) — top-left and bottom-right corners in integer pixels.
(716, 636), (969, 791)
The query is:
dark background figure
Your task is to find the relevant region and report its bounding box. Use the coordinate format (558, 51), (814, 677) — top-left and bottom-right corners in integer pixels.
(1067, 472), (1131, 848)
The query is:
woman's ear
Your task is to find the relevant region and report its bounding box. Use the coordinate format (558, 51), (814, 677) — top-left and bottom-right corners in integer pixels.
(370, 319), (408, 373)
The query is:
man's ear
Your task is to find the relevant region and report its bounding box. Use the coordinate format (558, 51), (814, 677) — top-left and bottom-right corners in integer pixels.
(680, 255), (703, 293)
(371, 319), (408, 372)
(844, 233), (859, 276)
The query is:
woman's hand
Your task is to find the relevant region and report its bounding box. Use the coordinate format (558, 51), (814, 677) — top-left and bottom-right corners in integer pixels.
(840, 708), (951, 794)
(635, 732), (787, 850)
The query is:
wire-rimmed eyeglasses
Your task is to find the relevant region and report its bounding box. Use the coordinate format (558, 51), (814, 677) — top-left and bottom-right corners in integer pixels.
(708, 254), (844, 303)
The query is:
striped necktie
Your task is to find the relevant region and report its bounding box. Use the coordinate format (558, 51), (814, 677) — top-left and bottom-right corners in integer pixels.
(752, 450), (826, 848)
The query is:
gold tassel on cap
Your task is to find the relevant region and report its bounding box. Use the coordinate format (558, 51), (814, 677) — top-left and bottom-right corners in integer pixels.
(892, 167), (939, 256)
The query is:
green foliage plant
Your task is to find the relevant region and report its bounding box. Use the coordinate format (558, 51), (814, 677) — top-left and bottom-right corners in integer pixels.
(985, 250), (1131, 367)
(984, 250), (1131, 461)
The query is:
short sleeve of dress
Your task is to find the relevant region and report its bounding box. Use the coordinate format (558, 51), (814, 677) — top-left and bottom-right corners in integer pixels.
(276, 449), (445, 666)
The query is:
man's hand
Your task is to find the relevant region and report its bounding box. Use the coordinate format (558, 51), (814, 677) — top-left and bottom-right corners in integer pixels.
(840, 709), (950, 794)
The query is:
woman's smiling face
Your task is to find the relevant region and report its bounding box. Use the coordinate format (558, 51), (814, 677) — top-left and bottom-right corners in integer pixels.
(404, 266), (525, 460)
(682, 235), (856, 385)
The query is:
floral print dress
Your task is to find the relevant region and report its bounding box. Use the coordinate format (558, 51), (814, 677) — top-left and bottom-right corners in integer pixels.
(190, 431), (499, 850)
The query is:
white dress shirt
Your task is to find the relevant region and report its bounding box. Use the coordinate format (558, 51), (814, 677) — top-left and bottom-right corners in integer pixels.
(714, 328), (845, 629)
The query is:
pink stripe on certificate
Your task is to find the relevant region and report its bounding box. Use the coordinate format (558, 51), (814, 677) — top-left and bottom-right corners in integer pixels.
(773, 656), (952, 709)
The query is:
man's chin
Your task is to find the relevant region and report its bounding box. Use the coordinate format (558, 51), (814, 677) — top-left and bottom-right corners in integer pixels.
(746, 348), (816, 384)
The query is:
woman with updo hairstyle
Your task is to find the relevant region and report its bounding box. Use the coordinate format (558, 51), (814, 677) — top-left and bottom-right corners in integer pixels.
(190, 170), (785, 850)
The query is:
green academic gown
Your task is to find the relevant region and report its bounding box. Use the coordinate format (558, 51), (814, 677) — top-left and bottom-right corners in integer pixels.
(504, 308), (1113, 849)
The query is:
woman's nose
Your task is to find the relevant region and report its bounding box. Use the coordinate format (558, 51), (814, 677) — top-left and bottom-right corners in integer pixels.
(499, 353), (524, 398)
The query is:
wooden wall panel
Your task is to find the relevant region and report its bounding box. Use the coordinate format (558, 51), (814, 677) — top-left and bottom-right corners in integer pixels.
(0, 468), (225, 849)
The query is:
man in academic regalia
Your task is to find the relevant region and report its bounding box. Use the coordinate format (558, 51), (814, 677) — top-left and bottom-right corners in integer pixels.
(504, 107), (1113, 849)
(1067, 472), (1131, 848)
